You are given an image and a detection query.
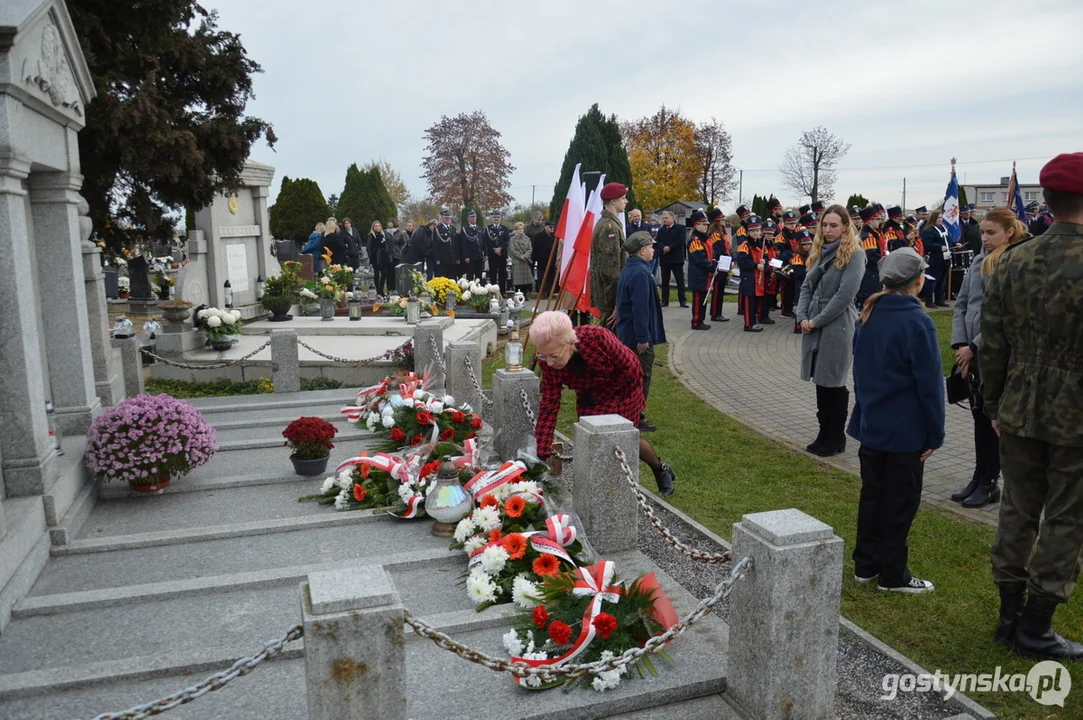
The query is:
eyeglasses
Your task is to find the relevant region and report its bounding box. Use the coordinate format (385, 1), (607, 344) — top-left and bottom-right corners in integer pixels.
(535, 342), (571, 363)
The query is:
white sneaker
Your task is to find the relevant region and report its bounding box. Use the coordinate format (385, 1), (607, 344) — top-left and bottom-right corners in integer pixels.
(878, 577), (935, 594)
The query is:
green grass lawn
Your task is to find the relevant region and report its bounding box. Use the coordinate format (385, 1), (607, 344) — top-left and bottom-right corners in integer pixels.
(486, 340), (1081, 719)
(929, 308), (957, 376)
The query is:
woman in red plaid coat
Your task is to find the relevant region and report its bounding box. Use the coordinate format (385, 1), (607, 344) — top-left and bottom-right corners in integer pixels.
(529, 311), (675, 495)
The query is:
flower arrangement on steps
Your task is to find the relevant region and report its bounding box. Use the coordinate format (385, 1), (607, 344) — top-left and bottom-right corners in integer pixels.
(282, 416), (338, 476)
(84, 394), (217, 492)
(194, 306), (243, 351)
(456, 277), (504, 312)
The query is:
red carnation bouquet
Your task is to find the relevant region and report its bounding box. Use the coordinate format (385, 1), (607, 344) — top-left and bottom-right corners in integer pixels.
(282, 416), (338, 460)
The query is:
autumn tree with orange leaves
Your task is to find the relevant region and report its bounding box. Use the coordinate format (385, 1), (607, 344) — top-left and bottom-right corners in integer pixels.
(622, 105), (701, 212)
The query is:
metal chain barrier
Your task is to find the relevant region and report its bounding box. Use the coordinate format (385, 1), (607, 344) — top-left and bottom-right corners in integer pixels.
(614, 446), (733, 565)
(140, 341), (272, 370)
(463, 355), (494, 406)
(89, 624), (303, 720)
(296, 338), (410, 365)
(404, 556), (751, 682)
(519, 388), (537, 426)
(427, 333), (446, 375)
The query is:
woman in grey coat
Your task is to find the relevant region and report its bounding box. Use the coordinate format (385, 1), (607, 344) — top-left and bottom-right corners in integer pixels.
(796, 204), (866, 457)
(509, 222), (535, 293)
(948, 207), (1028, 508)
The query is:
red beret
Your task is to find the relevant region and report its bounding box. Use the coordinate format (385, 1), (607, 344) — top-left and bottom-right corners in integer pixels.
(1040, 153), (1083, 195)
(599, 182), (627, 201)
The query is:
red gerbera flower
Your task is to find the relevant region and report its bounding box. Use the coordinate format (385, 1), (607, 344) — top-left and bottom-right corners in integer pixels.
(352, 484), (367, 503)
(504, 495), (526, 518)
(488, 528), (503, 543)
(532, 605), (549, 628)
(390, 427), (406, 442)
(439, 427), (456, 441)
(548, 620), (572, 646)
(532, 553), (561, 577)
(410, 434), (423, 446)
(501, 532), (527, 560)
(416, 410), (434, 425)
(470, 416), (482, 430)
(592, 612), (618, 639)
(451, 410), (466, 424)
(480, 493), (499, 508)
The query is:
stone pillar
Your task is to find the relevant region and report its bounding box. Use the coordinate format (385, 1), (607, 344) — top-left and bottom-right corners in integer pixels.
(176, 230), (210, 308)
(271, 329), (300, 393)
(302, 567), (406, 720)
(0, 151), (56, 497)
(571, 415), (639, 555)
(113, 336), (145, 400)
(491, 368), (539, 462)
(445, 340), (483, 416)
(80, 202), (122, 407)
(29, 172), (102, 434)
(251, 184), (271, 281)
(413, 318), (451, 392)
(727, 509), (844, 720)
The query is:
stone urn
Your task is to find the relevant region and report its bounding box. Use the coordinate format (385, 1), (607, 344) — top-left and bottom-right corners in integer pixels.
(209, 338), (232, 352)
(319, 298), (336, 321)
(159, 301), (192, 327)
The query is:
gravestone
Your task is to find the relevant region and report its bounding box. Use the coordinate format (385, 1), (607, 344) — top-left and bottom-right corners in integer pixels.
(103, 267), (118, 298)
(274, 239), (299, 266)
(127, 256), (152, 299)
(395, 262), (424, 297)
(298, 253), (314, 282)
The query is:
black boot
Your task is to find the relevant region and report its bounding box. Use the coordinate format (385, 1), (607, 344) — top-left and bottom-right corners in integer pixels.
(806, 386), (828, 453)
(962, 476), (1001, 508)
(995, 583), (1026, 645)
(652, 460), (675, 497)
(951, 469), (981, 502)
(812, 387), (848, 457)
(1013, 596), (1083, 660)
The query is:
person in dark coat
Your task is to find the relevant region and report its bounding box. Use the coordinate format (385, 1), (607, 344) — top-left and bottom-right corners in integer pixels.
(707, 209), (732, 323)
(625, 207), (649, 238)
(320, 218), (349, 266)
(456, 210), (485, 280)
(341, 218), (367, 270)
(485, 209), (511, 292)
(959, 204), (981, 253)
(856, 205), (886, 309)
(686, 211), (715, 330)
(616, 231), (666, 433)
(532, 220), (558, 296)
(920, 210), (951, 307)
(367, 221), (391, 295)
(403, 220), (434, 267)
(656, 211), (687, 307)
(735, 217), (769, 331)
(433, 210), (458, 279)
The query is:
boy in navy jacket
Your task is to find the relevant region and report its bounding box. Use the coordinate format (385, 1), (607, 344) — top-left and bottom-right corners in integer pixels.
(616, 231), (666, 432)
(848, 248), (945, 594)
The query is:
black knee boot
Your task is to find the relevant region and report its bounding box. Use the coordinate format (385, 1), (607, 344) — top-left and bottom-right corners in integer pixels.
(812, 387), (848, 457)
(1013, 595), (1083, 660)
(995, 583), (1026, 645)
(806, 385), (828, 453)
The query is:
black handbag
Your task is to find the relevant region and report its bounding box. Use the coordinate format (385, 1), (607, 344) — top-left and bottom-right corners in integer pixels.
(946, 362), (970, 406)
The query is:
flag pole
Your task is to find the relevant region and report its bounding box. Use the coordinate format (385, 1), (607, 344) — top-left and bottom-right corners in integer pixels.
(523, 236), (564, 369)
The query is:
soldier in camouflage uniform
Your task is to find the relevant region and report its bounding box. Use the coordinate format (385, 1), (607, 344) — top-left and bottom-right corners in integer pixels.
(981, 152), (1083, 661)
(591, 182), (629, 328)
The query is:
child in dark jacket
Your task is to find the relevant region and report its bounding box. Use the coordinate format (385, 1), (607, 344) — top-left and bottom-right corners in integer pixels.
(848, 247), (945, 594)
(616, 231), (667, 435)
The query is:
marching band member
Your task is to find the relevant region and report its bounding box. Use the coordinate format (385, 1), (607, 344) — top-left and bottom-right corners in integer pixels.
(687, 211), (715, 330)
(736, 216), (769, 332)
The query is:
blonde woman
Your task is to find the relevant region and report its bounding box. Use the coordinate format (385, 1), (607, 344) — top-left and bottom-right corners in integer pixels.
(321, 217), (348, 266)
(303, 221), (326, 272)
(949, 208), (1028, 508)
(795, 204), (867, 456)
(509, 221), (534, 293)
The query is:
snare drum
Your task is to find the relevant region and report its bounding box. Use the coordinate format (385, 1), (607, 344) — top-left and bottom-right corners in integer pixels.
(950, 248), (974, 272)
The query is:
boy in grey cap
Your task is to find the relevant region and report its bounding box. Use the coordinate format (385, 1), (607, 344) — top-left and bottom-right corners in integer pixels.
(615, 231), (666, 436)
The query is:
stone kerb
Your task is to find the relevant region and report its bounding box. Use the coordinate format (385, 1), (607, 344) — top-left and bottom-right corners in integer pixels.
(571, 415), (640, 556)
(270, 329), (300, 393)
(727, 508), (844, 720)
(490, 369), (539, 463)
(445, 340), (484, 418)
(412, 318), (452, 392)
(302, 566), (406, 720)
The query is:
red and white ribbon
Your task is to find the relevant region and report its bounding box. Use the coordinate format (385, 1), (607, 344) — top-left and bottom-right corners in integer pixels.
(521, 514), (577, 566)
(451, 438), (479, 470)
(335, 452), (400, 477)
(464, 461), (527, 501)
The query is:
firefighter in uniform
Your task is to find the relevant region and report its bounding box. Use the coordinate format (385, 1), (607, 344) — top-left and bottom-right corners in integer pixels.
(457, 210), (485, 280)
(590, 182), (629, 328)
(433, 209), (459, 278)
(486, 210), (510, 292)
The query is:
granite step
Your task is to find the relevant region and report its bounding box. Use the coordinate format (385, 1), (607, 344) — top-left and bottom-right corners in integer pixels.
(184, 388), (355, 413)
(211, 420), (368, 450)
(31, 516), (454, 596)
(180, 441), (382, 483)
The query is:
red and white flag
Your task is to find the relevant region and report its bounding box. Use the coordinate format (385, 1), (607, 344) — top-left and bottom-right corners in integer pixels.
(556, 173), (604, 315)
(556, 164), (585, 275)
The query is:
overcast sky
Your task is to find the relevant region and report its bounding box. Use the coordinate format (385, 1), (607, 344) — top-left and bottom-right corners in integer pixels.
(213, 0), (1083, 214)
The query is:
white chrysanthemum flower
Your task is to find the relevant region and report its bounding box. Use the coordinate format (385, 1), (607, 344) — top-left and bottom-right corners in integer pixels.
(206, 315), (222, 328)
(382, 415), (395, 428)
(524, 630), (536, 654)
(320, 476), (335, 494)
(508, 481), (541, 498)
(502, 628), (523, 656)
(398, 484), (415, 503)
(479, 545), (509, 574)
(475, 285), (488, 296)
(487, 284), (498, 293)
(590, 655), (627, 692)
(521, 651), (548, 661)
(337, 469), (354, 491)
(473, 506), (501, 532)
(461, 291), (472, 301)
(466, 570), (497, 605)
(197, 309), (209, 319)
(221, 313), (236, 325)
(463, 535), (487, 553)
(453, 518), (476, 543)
(494, 484), (514, 502)
(300, 288), (318, 300)
(333, 490), (348, 510)
(512, 574), (542, 609)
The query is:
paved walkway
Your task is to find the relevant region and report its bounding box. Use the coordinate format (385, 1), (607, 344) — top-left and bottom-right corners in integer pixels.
(663, 299), (998, 526)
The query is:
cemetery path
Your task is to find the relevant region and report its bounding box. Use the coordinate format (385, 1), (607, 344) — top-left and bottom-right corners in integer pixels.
(663, 303), (998, 526)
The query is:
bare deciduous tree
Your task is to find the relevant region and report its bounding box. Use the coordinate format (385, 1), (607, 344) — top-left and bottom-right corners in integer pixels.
(778, 126), (851, 202)
(421, 111), (514, 213)
(694, 118), (736, 207)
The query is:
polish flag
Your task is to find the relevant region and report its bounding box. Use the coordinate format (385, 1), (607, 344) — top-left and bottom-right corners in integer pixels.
(556, 164), (586, 278)
(557, 173), (604, 315)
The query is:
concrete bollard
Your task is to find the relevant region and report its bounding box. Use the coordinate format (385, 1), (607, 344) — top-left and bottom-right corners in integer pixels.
(112, 335), (144, 399)
(445, 339), (484, 418)
(301, 567), (406, 720)
(727, 509), (843, 720)
(413, 318), (451, 393)
(570, 415), (640, 556)
(491, 368), (539, 462)
(270, 329), (300, 393)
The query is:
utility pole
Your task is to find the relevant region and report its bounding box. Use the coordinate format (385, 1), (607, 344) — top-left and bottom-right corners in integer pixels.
(902, 177), (906, 213)
(531, 185), (536, 206)
(738, 169), (743, 205)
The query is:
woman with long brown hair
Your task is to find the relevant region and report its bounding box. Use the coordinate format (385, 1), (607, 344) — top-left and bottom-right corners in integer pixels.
(795, 204), (866, 456)
(949, 208), (1029, 507)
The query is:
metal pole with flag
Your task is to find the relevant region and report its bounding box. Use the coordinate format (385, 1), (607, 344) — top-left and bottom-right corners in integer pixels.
(943, 158), (962, 247)
(1006, 162), (1028, 223)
